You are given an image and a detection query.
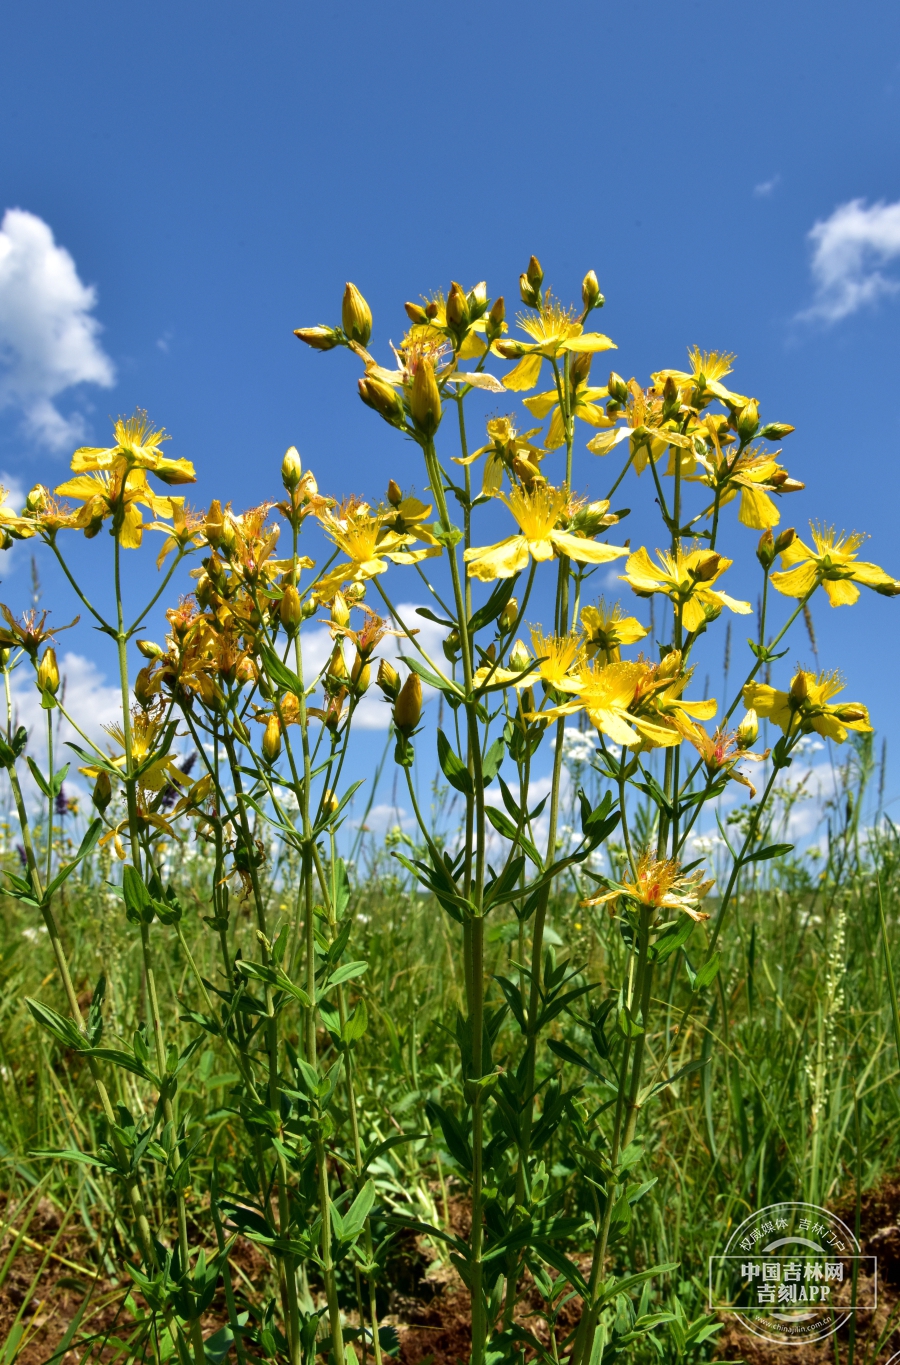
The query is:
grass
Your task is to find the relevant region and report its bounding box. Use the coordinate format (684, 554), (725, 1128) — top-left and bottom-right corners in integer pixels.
(2, 738), (900, 1364)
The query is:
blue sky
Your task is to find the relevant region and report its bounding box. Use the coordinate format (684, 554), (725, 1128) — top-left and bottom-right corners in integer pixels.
(1, 1), (899, 818)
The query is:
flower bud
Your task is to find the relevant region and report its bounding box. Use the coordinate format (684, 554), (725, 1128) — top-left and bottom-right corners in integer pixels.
(37, 647), (59, 696)
(485, 295), (505, 341)
(342, 282), (372, 346)
(92, 770), (112, 813)
(331, 592), (350, 629)
(442, 628), (461, 663)
(834, 703), (869, 724)
(758, 422), (795, 441)
(425, 301), (439, 319)
(581, 270), (604, 310)
(735, 398), (760, 442)
(134, 665), (155, 710)
(327, 645), (348, 682)
(526, 255), (543, 289)
(280, 584), (302, 634)
(790, 671), (809, 705)
(262, 715), (282, 763)
(281, 446), (303, 490)
(773, 528), (796, 557)
(387, 479), (403, 506)
(136, 638), (165, 660)
(358, 375), (405, 426)
(322, 789), (339, 816)
(301, 596), (319, 618)
(25, 484), (47, 512)
(376, 658), (401, 700)
(344, 581), (366, 604)
(404, 301), (429, 324)
(393, 672), (422, 732)
(410, 358), (442, 437)
(351, 656), (371, 693)
(736, 709), (759, 750)
(571, 351), (593, 387)
(608, 371), (629, 404)
(500, 597), (518, 632)
(294, 325), (341, 351)
(756, 529), (776, 570)
(468, 281), (488, 317)
(235, 657), (256, 685)
(446, 281), (469, 331)
(509, 638), (532, 671)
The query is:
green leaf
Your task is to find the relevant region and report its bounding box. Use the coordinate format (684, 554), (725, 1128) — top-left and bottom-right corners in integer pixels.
(259, 643), (303, 695)
(122, 863), (154, 925)
(651, 915), (695, 963)
(746, 842), (794, 863)
(415, 606), (454, 629)
(647, 1056), (710, 1098)
(42, 819), (103, 903)
(325, 960), (369, 988)
(468, 579), (516, 635)
(485, 805), (542, 868)
(437, 729), (472, 795)
(693, 953), (720, 991)
(481, 737), (505, 784)
(340, 1179), (376, 1242)
(398, 654), (463, 700)
(26, 998), (84, 1050)
(361, 1132), (427, 1171)
(598, 1261), (679, 1305)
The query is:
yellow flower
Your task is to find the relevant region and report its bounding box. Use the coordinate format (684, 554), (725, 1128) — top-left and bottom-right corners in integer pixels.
(494, 293), (616, 392)
(54, 467), (179, 549)
(453, 416), (547, 494)
(586, 377), (693, 473)
(743, 669), (872, 743)
(621, 546), (752, 633)
(687, 438), (804, 530)
(522, 360), (612, 450)
(652, 347), (748, 410)
(580, 599), (647, 663)
(688, 724), (769, 798)
(770, 523), (900, 606)
(314, 498), (440, 600)
(632, 653), (718, 746)
(583, 851), (714, 921)
(71, 410), (196, 486)
(0, 605), (77, 656)
(526, 628), (584, 690)
(152, 501), (208, 567)
(464, 484), (628, 582)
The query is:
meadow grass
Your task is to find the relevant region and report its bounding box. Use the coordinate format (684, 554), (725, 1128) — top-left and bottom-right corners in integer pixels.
(2, 739), (900, 1364)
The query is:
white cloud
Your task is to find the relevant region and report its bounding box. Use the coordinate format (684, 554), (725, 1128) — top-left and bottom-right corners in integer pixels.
(0, 208), (115, 449)
(801, 197), (900, 322)
(754, 175), (780, 197)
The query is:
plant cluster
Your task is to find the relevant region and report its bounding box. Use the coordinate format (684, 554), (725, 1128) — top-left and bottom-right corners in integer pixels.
(0, 258), (896, 1365)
